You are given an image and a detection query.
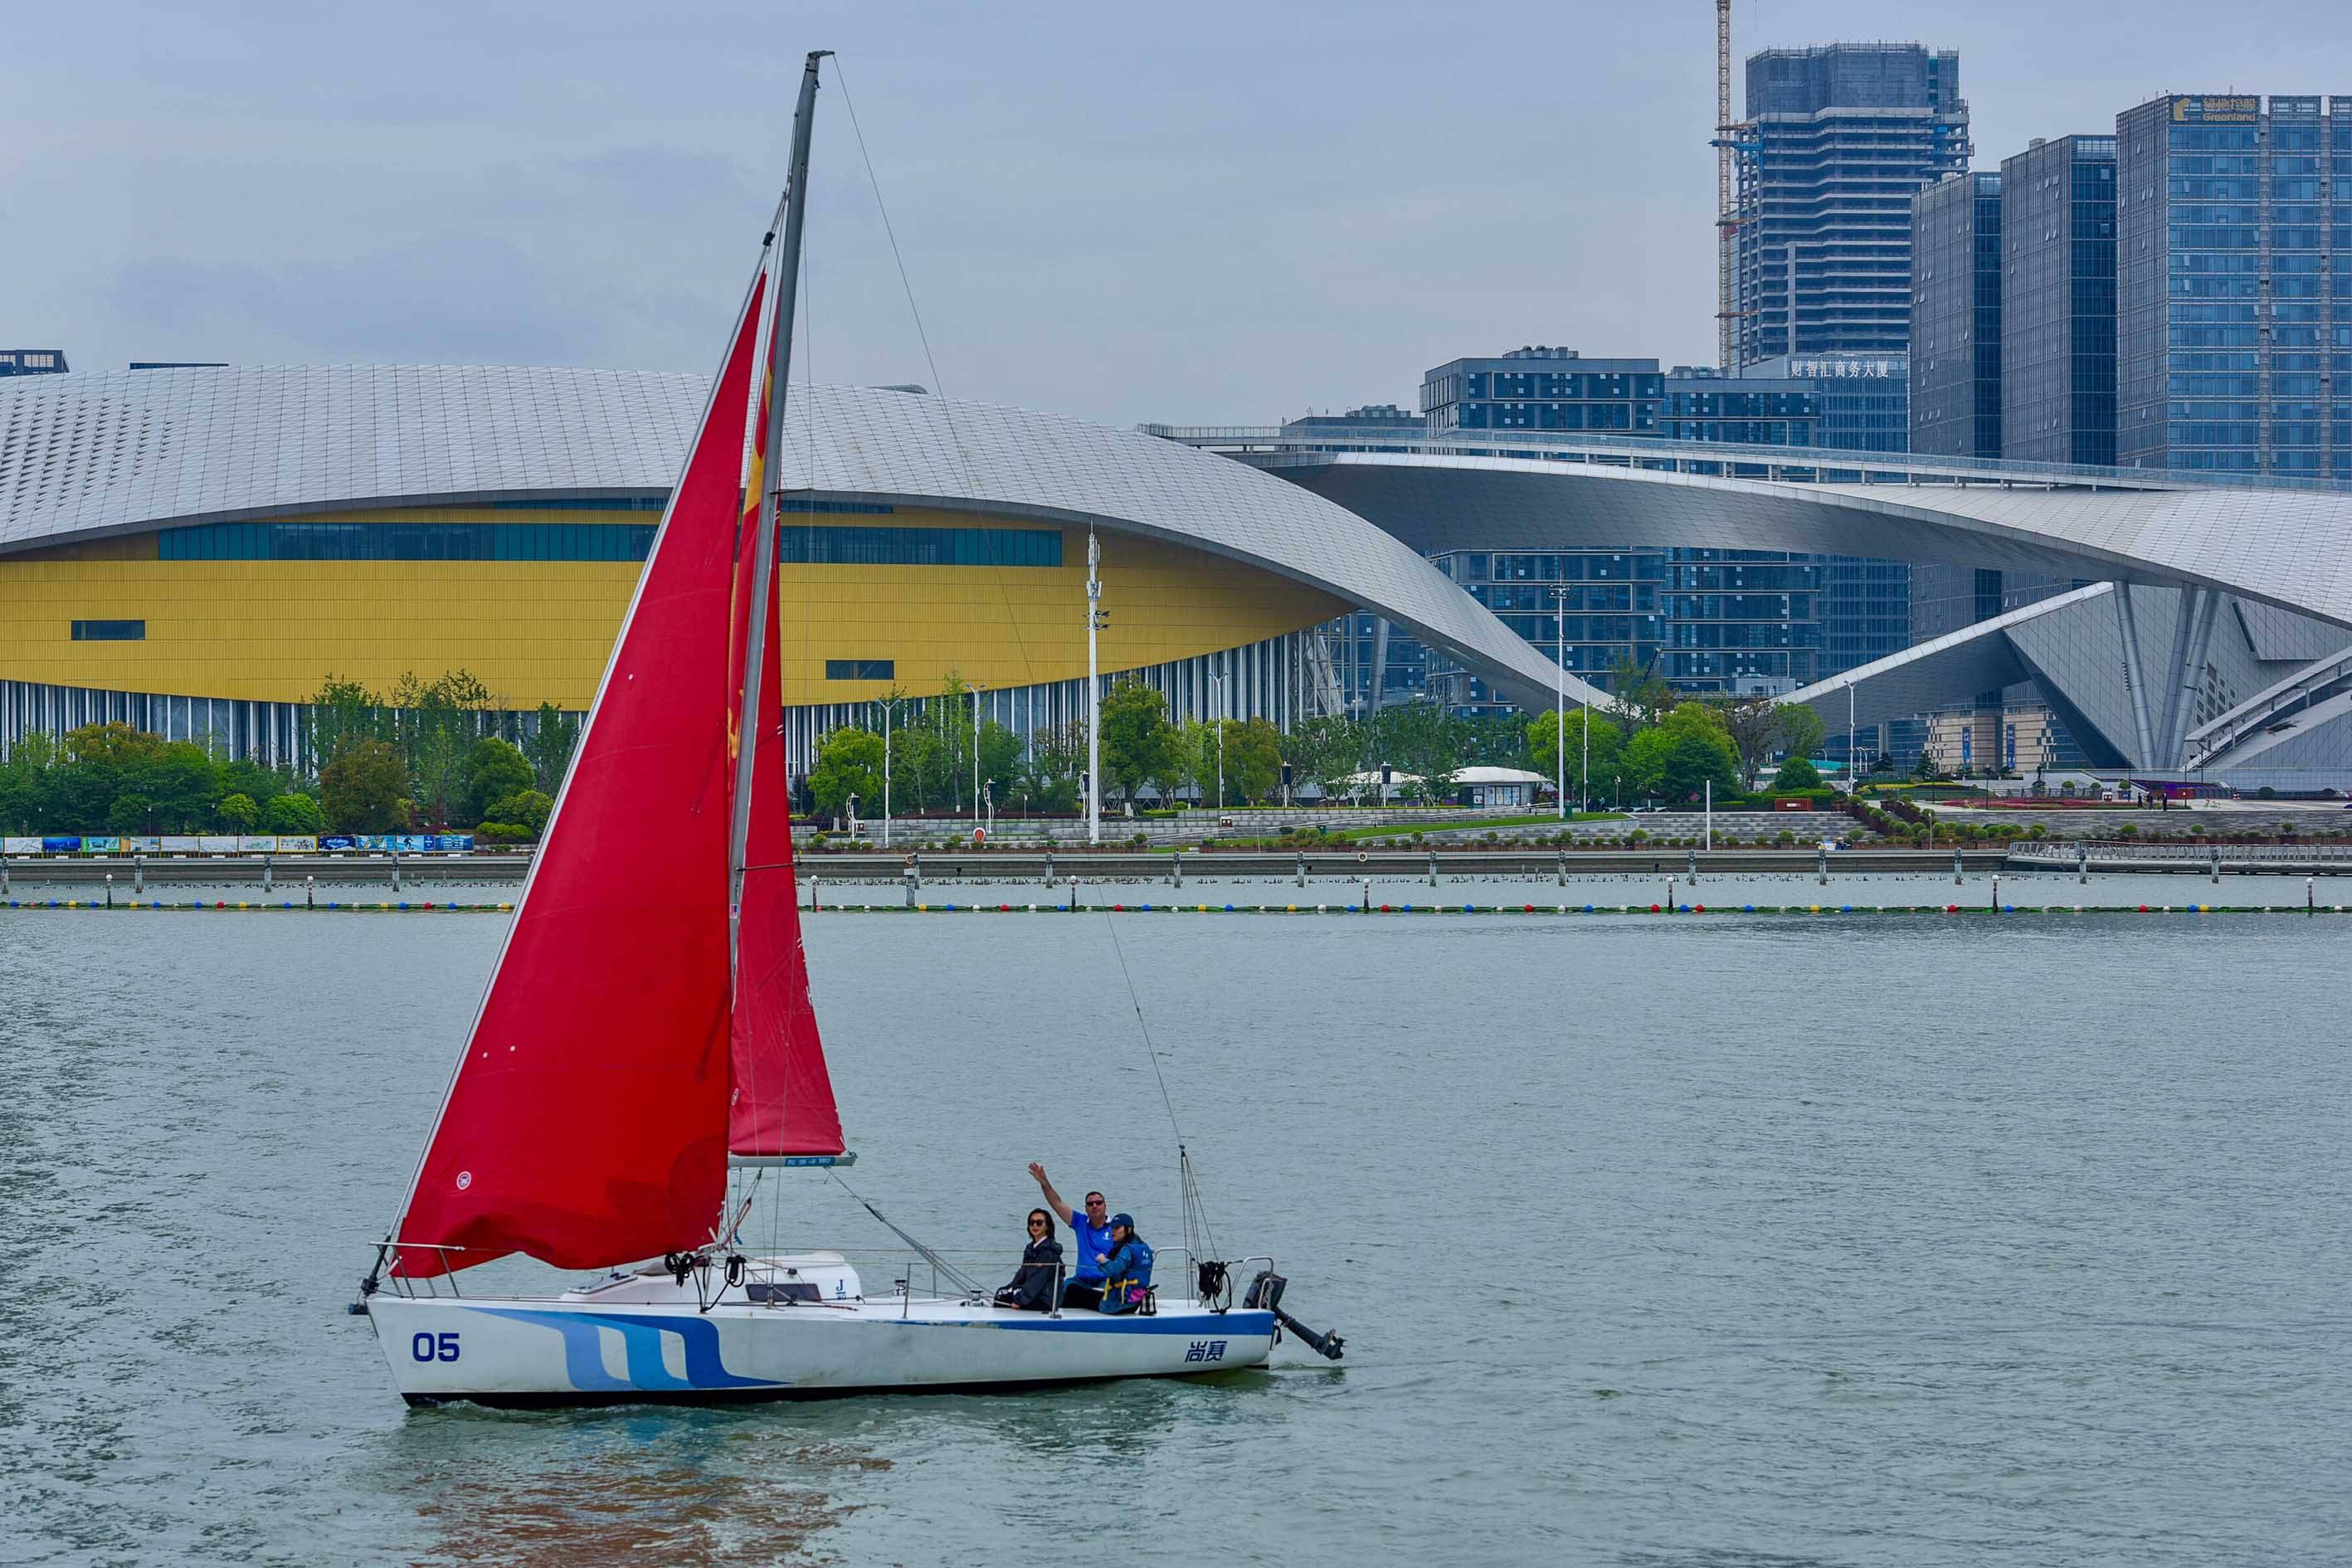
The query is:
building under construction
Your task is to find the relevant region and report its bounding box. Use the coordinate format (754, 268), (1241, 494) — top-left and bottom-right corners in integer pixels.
(1733, 42), (1970, 369)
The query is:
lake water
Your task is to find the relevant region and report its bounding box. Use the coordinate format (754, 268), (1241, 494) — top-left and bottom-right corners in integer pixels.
(3, 909), (2347, 1566)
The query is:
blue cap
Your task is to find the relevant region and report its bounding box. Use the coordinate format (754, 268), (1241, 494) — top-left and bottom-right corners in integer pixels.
(1109, 1212), (1134, 1231)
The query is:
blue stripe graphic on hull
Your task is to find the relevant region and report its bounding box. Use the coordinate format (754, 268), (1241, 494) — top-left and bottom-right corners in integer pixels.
(465, 1307), (777, 1391)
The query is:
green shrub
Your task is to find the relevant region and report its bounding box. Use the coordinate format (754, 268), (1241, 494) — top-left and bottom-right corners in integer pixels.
(474, 821), (532, 845)
(263, 792), (324, 834)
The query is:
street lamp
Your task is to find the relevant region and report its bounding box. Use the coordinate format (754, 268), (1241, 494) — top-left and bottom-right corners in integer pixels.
(881, 700), (892, 848)
(1209, 670), (1225, 811)
(1552, 585), (1567, 821)
(971, 684), (984, 824)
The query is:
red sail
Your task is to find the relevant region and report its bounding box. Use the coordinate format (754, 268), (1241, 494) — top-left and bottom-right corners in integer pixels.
(393, 273), (767, 1278)
(727, 371), (845, 1157)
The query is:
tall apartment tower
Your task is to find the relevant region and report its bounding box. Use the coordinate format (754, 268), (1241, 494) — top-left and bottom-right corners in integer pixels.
(1908, 172), (2004, 459)
(2001, 135), (2117, 466)
(2116, 95), (2352, 478)
(1736, 43), (1970, 368)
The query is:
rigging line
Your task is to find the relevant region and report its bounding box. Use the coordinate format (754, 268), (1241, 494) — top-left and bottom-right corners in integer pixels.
(826, 1168), (981, 1296)
(1100, 913), (1184, 1147)
(831, 54), (1040, 728)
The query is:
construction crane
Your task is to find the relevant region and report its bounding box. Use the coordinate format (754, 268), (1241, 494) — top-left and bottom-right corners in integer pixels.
(1711, 0), (1755, 375)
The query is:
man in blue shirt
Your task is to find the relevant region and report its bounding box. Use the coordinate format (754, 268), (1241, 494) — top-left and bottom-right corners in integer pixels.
(1028, 1161), (1112, 1311)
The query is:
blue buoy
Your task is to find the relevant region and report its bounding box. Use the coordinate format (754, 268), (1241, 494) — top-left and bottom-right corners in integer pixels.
(1840, 904), (1853, 913)
(1743, 903), (1755, 913)
(398, 901), (409, 910)
(2003, 903), (2015, 913)
(1142, 903), (1152, 911)
(1582, 903), (1594, 913)
(1463, 903), (1474, 913)
(1224, 903), (1234, 912)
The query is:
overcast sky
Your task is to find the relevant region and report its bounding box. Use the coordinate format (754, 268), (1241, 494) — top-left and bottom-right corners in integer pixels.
(5, 1), (2346, 426)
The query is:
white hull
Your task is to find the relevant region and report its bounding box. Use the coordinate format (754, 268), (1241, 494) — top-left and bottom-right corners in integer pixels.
(368, 1256), (1274, 1406)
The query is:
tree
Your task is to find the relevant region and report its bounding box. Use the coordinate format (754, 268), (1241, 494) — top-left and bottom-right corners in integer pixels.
(807, 727), (885, 818)
(138, 743), (222, 833)
(978, 720), (1022, 811)
(521, 703), (580, 794)
(1621, 701), (1741, 805)
(1099, 680), (1174, 805)
(1221, 716), (1283, 804)
(217, 792), (260, 832)
(308, 677), (388, 769)
(1771, 755), (1824, 792)
(1607, 655), (1675, 732)
(485, 788), (554, 836)
(1282, 713), (1361, 803)
(107, 792), (154, 835)
(1376, 701), (1463, 803)
(1524, 709), (1623, 808)
(1774, 704), (1829, 769)
(1714, 697), (1782, 788)
(264, 792), (325, 834)
(322, 740), (407, 833)
(462, 737), (536, 825)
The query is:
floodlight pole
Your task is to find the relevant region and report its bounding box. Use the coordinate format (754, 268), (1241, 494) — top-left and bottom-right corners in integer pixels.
(1086, 529), (1101, 845)
(1554, 586), (1567, 820)
(881, 700), (891, 848)
(1210, 671), (1225, 811)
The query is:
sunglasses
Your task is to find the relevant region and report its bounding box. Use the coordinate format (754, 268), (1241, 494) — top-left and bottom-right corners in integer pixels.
(1027, 1218), (1047, 1227)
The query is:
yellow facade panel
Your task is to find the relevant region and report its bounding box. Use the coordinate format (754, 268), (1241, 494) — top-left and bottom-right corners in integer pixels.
(1, 507), (1346, 708)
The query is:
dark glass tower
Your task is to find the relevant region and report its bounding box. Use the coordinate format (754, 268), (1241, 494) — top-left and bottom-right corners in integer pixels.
(2001, 135), (2116, 466)
(1910, 171), (2004, 458)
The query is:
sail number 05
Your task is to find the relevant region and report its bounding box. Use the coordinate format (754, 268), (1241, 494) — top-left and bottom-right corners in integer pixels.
(411, 1332), (461, 1363)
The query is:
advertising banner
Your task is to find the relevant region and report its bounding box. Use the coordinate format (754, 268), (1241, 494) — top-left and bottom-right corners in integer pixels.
(319, 835), (358, 851)
(392, 835), (433, 853)
(119, 835), (162, 852)
(237, 835), (279, 853)
(7, 836), (46, 854)
(275, 835), (318, 853)
(42, 836), (83, 853)
(158, 835), (199, 852)
(197, 835), (240, 854)
(82, 836), (121, 854)
(432, 835), (472, 852)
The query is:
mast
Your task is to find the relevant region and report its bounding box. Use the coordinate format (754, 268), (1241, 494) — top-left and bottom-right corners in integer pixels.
(732, 48), (831, 987)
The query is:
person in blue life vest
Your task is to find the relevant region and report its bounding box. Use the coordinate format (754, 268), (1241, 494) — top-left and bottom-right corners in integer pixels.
(1095, 1214), (1154, 1316)
(1028, 1162), (1113, 1311)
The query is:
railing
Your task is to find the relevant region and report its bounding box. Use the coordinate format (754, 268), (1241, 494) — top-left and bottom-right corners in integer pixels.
(1139, 421), (2352, 497)
(2007, 840), (2352, 866)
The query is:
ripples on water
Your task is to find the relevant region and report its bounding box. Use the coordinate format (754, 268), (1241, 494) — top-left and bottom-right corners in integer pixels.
(2, 909), (2347, 1566)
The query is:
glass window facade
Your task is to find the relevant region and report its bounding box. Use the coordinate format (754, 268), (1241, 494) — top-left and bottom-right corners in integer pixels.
(70, 620), (144, 640)
(1910, 171), (2004, 458)
(155, 517), (1059, 568)
(2000, 136), (2118, 466)
(2117, 94), (2352, 478)
(824, 659), (895, 680)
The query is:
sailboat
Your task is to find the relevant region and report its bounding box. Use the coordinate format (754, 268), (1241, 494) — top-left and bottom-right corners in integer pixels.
(353, 52), (1312, 1406)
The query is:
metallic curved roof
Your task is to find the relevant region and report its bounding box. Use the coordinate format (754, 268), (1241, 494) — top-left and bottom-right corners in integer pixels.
(1244, 450), (2352, 635)
(0, 365), (1590, 709)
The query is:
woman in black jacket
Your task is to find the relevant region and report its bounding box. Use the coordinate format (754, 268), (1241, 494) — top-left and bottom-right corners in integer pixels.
(992, 1208), (1064, 1312)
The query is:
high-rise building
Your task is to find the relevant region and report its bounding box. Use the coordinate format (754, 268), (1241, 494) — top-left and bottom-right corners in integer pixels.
(1743, 352), (1911, 452)
(1910, 171), (2004, 459)
(2116, 94), (2352, 479)
(1421, 348), (1663, 434)
(0, 350), (68, 377)
(2001, 134), (2116, 466)
(1736, 43), (1970, 368)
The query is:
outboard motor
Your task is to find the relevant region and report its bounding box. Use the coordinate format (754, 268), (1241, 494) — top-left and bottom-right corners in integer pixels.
(1245, 1269), (1346, 1361)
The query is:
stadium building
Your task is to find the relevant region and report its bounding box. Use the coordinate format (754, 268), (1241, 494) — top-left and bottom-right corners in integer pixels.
(0, 365), (1581, 769)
